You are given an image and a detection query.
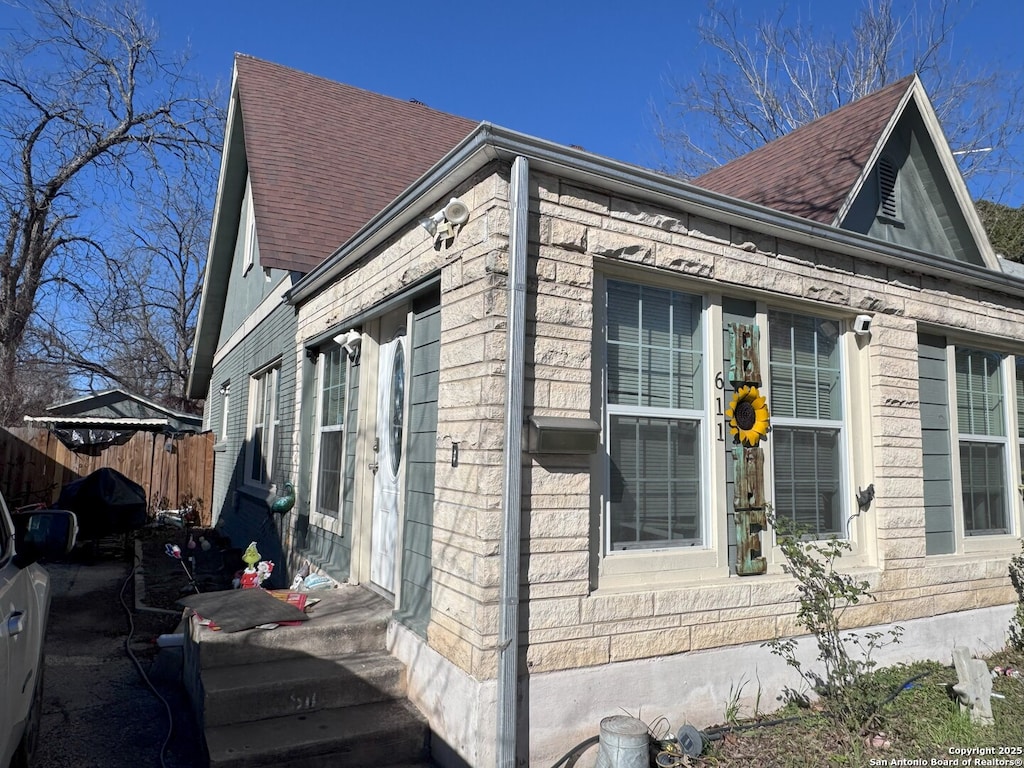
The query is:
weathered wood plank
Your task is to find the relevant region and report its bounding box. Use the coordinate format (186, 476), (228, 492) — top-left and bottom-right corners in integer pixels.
(0, 426), (213, 521)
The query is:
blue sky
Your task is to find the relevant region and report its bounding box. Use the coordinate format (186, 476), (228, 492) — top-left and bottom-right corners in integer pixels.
(3, 0), (1023, 202)
(148, 0), (1023, 202)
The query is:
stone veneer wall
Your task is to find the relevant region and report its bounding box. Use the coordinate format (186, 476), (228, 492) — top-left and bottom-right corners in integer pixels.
(291, 167), (513, 685)
(291, 162), (1019, 673)
(289, 161), (1019, 766)
(518, 168), (1020, 676)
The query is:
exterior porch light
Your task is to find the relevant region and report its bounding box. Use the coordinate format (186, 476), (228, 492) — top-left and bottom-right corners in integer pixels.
(333, 329), (361, 362)
(418, 198), (470, 243)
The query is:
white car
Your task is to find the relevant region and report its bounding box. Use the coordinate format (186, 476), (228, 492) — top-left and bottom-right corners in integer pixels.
(0, 494), (76, 768)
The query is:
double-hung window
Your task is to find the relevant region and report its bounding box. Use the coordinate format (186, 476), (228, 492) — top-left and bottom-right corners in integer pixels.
(956, 348), (1009, 535)
(769, 311), (844, 537)
(605, 280), (705, 550)
(314, 345), (348, 519)
(248, 365), (280, 486)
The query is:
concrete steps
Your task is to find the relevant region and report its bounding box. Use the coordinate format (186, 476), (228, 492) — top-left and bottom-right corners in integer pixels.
(205, 699), (431, 768)
(183, 586), (434, 767)
(200, 650), (408, 727)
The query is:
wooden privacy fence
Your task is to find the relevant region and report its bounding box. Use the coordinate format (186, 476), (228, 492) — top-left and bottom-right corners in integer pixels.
(0, 426), (214, 526)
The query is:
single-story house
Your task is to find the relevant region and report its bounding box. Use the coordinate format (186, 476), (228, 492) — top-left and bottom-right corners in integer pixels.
(188, 57), (1021, 766)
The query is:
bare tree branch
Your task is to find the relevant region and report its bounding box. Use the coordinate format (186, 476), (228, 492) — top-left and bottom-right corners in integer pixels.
(0, 0), (220, 422)
(654, 0), (1024, 204)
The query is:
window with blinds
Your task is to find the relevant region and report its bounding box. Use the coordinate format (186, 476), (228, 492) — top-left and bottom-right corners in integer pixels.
(606, 280), (705, 550)
(769, 311), (844, 536)
(314, 345), (348, 519)
(955, 348), (1008, 535)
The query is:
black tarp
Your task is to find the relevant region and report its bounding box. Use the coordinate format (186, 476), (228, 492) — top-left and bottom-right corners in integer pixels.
(52, 427), (136, 455)
(56, 468), (147, 539)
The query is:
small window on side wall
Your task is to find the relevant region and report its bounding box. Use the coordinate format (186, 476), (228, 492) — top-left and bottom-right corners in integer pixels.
(247, 366), (280, 487)
(220, 381), (230, 440)
(877, 156), (901, 221)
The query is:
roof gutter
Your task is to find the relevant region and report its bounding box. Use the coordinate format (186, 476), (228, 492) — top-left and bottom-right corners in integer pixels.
(288, 123), (1024, 307)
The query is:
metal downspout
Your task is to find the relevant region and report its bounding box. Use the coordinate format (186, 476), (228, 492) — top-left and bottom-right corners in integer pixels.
(497, 155), (528, 766)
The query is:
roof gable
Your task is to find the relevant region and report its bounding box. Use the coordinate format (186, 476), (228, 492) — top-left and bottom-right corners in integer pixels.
(695, 76), (914, 225)
(838, 81), (995, 267)
(188, 56), (477, 398)
(28, 389), (202, 433)
(694, 75), (995, 268)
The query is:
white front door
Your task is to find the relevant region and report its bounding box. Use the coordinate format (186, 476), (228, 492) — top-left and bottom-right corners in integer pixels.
(370, 328), (407, 594)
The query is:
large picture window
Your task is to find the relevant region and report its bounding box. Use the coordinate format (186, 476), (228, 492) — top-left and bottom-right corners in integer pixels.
(314, 346), (348, 518)
(769, 311), (844, 537)
(247, 366), (280, 486)
(956, 348), (1009, 535)
(605, 280), (705, 550)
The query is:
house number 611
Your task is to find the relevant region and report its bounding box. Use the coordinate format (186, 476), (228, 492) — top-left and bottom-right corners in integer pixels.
(715, 371), (725, 441)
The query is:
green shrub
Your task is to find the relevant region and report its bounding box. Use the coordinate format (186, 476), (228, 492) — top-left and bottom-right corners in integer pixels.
(763, 507), (902, 732)
(1009, 541), (1024, 652)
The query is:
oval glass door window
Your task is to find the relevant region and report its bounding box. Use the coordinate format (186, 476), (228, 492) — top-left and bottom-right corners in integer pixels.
(389, 342), (405, 476)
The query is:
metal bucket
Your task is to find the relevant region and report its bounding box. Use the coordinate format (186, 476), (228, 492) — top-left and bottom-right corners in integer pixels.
(594, 715), (649, 768)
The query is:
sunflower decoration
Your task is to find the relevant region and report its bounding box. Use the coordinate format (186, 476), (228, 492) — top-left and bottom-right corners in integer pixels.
(726, 385), (771, 447)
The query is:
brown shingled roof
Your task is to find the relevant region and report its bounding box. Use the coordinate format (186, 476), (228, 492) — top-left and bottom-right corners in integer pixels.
(234, 55), (478, 273)
(694, 76), (915, 224)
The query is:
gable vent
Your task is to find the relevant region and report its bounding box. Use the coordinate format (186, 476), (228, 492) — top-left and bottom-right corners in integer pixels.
(878, 156), (900, 220)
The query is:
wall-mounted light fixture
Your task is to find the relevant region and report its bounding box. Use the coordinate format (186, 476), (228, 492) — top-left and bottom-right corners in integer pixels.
(334, 329), (362, 362)
(527, 415), (601, 455)
(419, 198), (470, 243)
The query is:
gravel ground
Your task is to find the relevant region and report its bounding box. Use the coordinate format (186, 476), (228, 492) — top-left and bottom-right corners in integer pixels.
(34, 541), (206, 768)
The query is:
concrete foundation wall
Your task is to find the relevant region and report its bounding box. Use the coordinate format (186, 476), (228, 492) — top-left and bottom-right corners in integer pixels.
(394, 604), (1014, 767)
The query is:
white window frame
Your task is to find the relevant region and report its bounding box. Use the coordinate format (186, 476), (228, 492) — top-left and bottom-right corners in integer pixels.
(246, 364), (280, 488)
(595, 269), (868, 589)
(1016, 356), (1024, 491)
(310, 345), (350, 535)
(948, 346), (1015, 544)
(603, 279), (709, 555)
(219, 381), (230, 441)
(765, 310), (850, 540)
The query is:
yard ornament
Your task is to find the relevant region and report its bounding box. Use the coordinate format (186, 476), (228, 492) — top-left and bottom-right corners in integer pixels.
(238, 541), (274, 589)
(725, 385), (771, 447)
(270, 481), (296, 514)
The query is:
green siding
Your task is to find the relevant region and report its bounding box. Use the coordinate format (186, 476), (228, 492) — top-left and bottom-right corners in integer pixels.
(396, 292), (440, 636)
(841, 102), (984, 266)
(216, 181), (293, 347)
(205, 300), (298, 588)
(918, 333), (955, 554)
